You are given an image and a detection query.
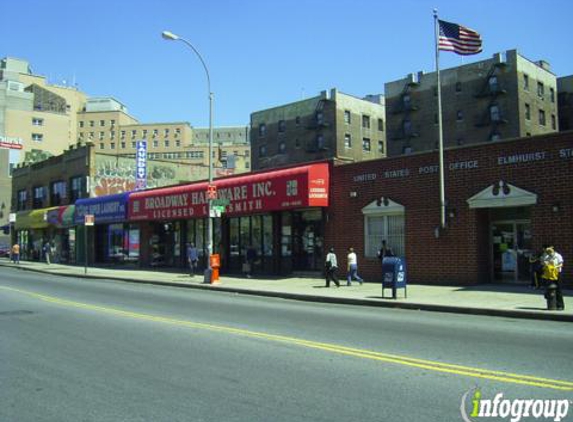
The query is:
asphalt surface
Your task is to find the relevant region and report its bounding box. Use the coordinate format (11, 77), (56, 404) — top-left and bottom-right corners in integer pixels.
(2, 267), (572, 422)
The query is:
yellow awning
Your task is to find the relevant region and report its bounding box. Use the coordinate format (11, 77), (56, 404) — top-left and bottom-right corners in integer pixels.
(14, 207), (59, 230)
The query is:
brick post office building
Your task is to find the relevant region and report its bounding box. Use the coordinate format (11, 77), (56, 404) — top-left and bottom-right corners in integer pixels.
(328, 131), (572, 286)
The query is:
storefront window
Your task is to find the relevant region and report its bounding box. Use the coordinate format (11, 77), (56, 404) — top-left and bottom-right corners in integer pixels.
(281, 212), (292, 257)
(213, 218), (222, 255)
(127, 225), (139, 261)
(263, 215), (273, 257)
(68, 229), (76, 263)
(196, 219), (205, 258)
(252, 216), (262, 257)
(229, 218), (240, 257)
(240, 216), (250, 255)
(173, 222), (181, 259)
(108, 224), (125, 261)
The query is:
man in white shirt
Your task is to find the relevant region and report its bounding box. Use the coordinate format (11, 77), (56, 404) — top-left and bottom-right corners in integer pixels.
(346, 247), (363, 286)
(325, 247), (340, 288)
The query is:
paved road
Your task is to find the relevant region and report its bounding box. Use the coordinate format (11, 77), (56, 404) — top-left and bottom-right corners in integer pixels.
(2, 267), (572, 422)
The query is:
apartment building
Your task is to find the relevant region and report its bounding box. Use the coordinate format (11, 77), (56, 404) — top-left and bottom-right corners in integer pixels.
(385, 49), (558, 156)
(0, 57), (87, 245)
(557, 75), (573, 131)
(250, 88), (386, 170)
(77, 98), (250, 179)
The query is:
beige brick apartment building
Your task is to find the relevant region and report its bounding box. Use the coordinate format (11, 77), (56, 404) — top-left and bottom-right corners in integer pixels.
(385, 50), (558, 156)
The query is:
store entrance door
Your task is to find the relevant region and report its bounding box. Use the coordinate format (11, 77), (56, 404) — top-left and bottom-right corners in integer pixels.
(491, 220), (532, 283)
(292, 209), (324, 272)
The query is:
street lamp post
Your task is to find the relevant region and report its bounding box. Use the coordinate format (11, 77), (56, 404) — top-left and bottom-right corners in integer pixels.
(162, 30), (214, 281)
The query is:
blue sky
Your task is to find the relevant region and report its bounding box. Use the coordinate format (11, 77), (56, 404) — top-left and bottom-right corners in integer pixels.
(2, 0), (572, 127)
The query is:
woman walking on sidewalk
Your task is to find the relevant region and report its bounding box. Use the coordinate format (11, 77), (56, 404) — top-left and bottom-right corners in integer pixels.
(346, 247), (363, 286)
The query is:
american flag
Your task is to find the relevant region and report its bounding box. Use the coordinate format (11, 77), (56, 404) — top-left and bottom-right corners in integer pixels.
(438, 19), (482, 56)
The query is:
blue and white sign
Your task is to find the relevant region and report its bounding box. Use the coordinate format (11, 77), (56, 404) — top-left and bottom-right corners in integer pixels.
(135, 140), (147, 191)
(74, 193), (129, 224)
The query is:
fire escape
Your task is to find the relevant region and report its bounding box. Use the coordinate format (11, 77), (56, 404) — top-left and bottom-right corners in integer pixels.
(390, 75), (420, 141)
(474, 61), (508, 139)
(305, 99), (330, 152)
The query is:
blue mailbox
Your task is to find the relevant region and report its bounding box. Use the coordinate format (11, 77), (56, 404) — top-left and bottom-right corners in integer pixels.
(382, 257), (407, 299)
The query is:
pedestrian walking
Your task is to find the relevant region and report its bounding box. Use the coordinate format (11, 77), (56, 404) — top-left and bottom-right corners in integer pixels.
(11, 243), (20, 264)
(541, 246), (565, 310)
(43, 241), (51, 265)
(325, 247), (340, 288)
(346, 247), (363, 286)
(51, 242), (57, 263)
(186, 243), (199, 276)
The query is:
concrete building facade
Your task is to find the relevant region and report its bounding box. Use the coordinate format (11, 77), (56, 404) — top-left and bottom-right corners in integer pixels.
(385, 50), (558, 156)
(1, 56), (252, 247)
(250, 88), (386, 170)
(0, 57), (87, 246)
(557, 75), (573, 131)
(77, 98), (251, 179)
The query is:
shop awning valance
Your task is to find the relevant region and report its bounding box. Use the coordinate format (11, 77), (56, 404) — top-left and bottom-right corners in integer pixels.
(14, 207), (59, 230)
(75, 193), (129, 224)
(46, 205), (75, 228)
(128, 163), (330, 221)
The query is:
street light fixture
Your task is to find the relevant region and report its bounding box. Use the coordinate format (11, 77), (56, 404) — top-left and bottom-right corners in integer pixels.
(161, 30), (214, 281)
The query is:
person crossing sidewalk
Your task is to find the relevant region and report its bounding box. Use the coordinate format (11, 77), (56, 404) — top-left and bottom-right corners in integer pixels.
(346, 247), (363, 286)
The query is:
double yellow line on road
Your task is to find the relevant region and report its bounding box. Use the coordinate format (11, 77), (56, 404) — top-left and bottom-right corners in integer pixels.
(3, 285), (573, 391)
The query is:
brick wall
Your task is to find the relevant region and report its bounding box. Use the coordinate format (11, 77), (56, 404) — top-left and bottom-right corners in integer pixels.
(328, 132), (573, 285)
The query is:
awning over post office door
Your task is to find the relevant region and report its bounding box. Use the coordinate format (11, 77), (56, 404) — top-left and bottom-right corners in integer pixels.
(467, 181), (538, 209)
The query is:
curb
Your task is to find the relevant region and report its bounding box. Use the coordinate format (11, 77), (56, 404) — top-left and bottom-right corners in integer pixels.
(2, 262), (572, 323)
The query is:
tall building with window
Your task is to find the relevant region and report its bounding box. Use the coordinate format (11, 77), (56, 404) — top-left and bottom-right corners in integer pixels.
(1, 56), (251, 247)
(77, 98), (250, 179)
(250, 88), (386, 170)
(557, 75), (573, 131)
(384, 50), (558, 156)
(0, 57), (87, 245)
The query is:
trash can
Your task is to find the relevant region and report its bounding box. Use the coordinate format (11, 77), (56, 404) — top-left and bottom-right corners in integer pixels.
(382, 257), (407, 299)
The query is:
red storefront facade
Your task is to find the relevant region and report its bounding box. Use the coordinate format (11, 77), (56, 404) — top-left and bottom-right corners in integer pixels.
(127, 163), (330, 274)
(328, 132), (573, 286)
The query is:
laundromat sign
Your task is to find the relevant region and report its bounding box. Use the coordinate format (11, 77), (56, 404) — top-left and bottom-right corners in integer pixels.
(128, 163), (329, 221)
(74, 193), (129, 224)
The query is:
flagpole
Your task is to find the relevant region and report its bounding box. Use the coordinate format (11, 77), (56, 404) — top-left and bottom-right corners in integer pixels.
(434, 9), (447, 230)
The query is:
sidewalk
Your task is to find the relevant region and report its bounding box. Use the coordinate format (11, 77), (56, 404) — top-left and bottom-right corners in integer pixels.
(1, 259), (571, 322)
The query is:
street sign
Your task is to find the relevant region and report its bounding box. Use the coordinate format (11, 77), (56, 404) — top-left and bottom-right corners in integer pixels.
(84, 214), (95, 226)
(207, 185), (217, 199)
(211, 198), (230, 207)
(0, 136), (24, 150)
(9, 213), (16, 223)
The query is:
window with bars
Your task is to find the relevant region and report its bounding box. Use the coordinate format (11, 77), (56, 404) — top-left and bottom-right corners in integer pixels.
(33, 186), (46, 208)
(364, 214), (405, 258)
(50, 181), (67, 206)
(17, 189), (27, 211)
